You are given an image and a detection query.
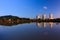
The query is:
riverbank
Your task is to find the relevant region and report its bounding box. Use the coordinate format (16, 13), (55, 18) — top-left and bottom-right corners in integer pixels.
(0, 15), (60, 26)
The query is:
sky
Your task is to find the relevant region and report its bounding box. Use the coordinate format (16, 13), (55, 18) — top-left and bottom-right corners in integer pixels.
(0, 0), (60, 18)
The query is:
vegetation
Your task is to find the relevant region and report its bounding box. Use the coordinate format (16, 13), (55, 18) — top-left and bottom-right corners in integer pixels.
(0, 15), (60, 26)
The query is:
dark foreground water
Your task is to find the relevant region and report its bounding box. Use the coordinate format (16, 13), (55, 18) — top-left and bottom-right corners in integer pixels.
(0, 22), (60, 40)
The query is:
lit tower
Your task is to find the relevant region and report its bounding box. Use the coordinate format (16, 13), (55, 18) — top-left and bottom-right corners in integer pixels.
(49, 13), (53, 19)
(42, 14), (46, 20)
(36, 14), (40, 19)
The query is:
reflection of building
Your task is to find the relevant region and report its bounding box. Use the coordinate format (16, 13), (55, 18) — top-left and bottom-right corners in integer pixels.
(36, 22), (46, 28)
(36, 22), (54, 29)
(42, 22), (46, 28)
(49, 22), (53, 28)
(36, 22), (41, 28)
(49, 13), (53, 19)
(36, 14), (40, 19)
(42, 14), (46, 20)
(56, 23), (59, 25)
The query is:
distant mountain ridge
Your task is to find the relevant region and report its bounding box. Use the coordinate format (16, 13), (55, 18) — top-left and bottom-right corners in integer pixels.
(0, 15), (20, 19)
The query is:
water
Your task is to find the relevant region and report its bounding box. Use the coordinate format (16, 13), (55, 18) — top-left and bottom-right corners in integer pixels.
(0, 22), (60, 40)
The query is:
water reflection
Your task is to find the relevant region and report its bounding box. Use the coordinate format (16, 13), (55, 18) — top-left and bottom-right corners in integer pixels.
(0, 22), (60, 27)
(0, 22), (60, 40)
(56, 22), (60, 25)
(36, 23), (41, 28)
(42, 22), (46, 28)
(0, 22), (31, 26)
(36, 22), (55, 28)
(49, 22), (53, 28)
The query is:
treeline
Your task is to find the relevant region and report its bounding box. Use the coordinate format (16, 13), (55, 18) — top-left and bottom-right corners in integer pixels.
(0, 15), (60, 22)
(0, 15), (30, 20)
(36, 18), (60, 22)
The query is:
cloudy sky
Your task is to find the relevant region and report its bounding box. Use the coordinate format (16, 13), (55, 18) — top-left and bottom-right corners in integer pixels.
(0, 0), (60, 18)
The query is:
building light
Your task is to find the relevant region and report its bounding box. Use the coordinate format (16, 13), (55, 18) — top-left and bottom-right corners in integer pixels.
(36, 14), (40, 19)
(42, 14), (46, 20)
(49, 13), (53, 19)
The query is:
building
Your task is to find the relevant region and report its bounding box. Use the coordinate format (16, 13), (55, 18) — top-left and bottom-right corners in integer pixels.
(36, 14), (40, 19)
(42, 14), (46, 20)
(49, 13), (53, 19)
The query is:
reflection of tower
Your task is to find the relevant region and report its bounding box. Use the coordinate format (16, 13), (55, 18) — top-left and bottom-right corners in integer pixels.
(56, 23), (59, 25)
(49, 22), (53, 28)
(42, 22), (46, 28)
(36, 22), (41, 28)
(49, 13), (53, 19)
(42, 14), (46, 20)
(36, 14), (40, 19)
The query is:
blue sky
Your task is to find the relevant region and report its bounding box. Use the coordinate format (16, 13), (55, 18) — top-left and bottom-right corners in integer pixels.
(0, 0), (60, 18)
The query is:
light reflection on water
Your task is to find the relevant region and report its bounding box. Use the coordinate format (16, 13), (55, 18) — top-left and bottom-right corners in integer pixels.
(36, 22), (54, 28)
(0, 22), (60, 40)
(36, 22), (60, 28)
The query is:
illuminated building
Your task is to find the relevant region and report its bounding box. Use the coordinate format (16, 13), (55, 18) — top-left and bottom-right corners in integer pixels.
(49, 13), (53, 19)
(36, 14), (40, 19)
(42, 14), (46, 20)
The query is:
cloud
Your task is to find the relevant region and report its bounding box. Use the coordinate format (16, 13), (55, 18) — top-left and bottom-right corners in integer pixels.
(43, 6), (47, 10)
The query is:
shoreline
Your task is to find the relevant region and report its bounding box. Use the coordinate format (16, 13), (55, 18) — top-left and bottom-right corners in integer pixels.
(0, 15), (60, 26)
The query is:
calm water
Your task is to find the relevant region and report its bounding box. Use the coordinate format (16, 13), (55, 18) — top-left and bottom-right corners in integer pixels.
(0, 22), (60, 40)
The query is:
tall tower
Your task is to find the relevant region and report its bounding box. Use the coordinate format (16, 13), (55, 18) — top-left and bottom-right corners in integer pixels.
(36, 14), (40, 19)
(49, 13), (53, 19)
(42, 14), (46, 20)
